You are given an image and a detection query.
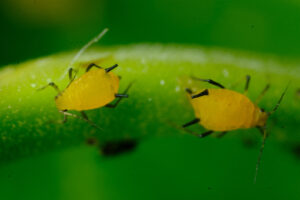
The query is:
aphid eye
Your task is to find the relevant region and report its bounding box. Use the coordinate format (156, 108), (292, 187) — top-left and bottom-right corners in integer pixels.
(260, 108), (265, 112)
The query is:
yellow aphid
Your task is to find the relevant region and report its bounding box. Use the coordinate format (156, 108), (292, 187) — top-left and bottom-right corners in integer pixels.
(40, 63), (131, 129)
(55, 66), (120, 111)
(182, 76), (287, 183)
(189, 89), (268, 131)
(39, 28), (131, 128)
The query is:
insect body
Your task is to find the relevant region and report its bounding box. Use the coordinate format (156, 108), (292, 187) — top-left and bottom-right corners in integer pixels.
(189, 88), (268, 132)
(39, 29), (132, 127)
(41, 63), (131, 128)
(183, 76), (287, 182)
(56, 64), (120, 111)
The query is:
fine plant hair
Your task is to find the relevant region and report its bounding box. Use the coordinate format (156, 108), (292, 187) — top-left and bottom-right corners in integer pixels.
(59, 28), (109, 80)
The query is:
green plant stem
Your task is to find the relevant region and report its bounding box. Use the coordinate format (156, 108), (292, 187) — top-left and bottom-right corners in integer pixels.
(0, 44), (299, 163)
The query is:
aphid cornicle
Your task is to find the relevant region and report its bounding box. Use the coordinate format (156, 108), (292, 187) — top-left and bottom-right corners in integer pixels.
(39, 29), (132, 128)
(182, 76), (287, 183)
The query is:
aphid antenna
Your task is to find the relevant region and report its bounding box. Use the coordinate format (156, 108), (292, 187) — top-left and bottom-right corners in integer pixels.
(254, 126), (267, 184)
(254, 82), (289, 183)
(59, 28), (109, 80)
(267, 83), (290, 116)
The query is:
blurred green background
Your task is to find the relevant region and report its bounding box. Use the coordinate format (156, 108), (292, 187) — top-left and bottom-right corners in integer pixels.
(1, 0), (300, 199)
(1, 0), (300, 67)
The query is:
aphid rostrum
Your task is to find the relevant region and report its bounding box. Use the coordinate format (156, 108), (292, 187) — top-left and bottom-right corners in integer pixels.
(182, 76), (288, 183)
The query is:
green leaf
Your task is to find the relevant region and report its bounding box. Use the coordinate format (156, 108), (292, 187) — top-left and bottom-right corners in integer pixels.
(0, 44), (299, 162)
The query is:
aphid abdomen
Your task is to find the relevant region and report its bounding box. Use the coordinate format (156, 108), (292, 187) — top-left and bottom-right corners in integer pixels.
(192, 89), (257, 131)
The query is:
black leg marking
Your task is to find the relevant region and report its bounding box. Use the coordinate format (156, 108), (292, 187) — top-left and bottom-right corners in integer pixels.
(86, 63), (102, 72)
(185, 88), (193, 94)
(38, 82), (61, 95)
(115, 94), (128, 98)
(101, 139), (138, 157)
(182, 118), (200, 128)
(106, 82), (133, 108)
(255, 84), (270, 104)
(191, 76), (225, 89)
(66, 68), (78, 87)
(105, 104), (115, 108)
(48, 82), (60, 93)
(166, 120), (213, 138)
(192, 89), (209, 99)
(105, 64), (118, 73)
(198, 130), (214, 138)
(244, 75), (251, 93)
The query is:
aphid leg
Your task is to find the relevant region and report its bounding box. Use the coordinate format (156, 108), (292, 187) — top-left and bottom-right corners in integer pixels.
(106, 82), (133, 108)
(182, 118), (200, 128)
(255, 84), (270, 104)
(191, 76), (225, 89)
(198, 130), (214, 138)
(182, 119), (213, 137)
(80, 111), (101, 129)
(191, 89), (209, 99)
(38, 82), (61, 95)
(167, 120), (213, 138)
(60, 110), (101, 130)
(256, 126), (267, 136)
(115, 94), (128, 98)
(244, 75), (251, 94)
(181, 127), (213, 138)
(68, 68), (77, 82)
(86, 63), (102, 72)
(106, 94), (128, 108)
(216, 131), (227, 138)
(182, 128), (214, 138)
(66, 68), (78, 88)
(105, 101), (119, 108)
(105, 64), (118, 73)
(254, 127), (268, 184)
